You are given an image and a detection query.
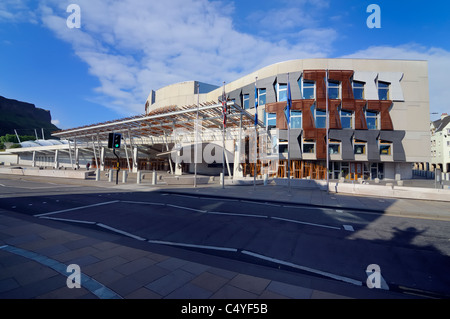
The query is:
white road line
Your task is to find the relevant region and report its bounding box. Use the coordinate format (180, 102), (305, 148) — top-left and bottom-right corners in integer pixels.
(241, 250), (362, 286)
(171, 194), (199, 199)
(96, 223), (146, 241)
(207, 211), (267, 218)
(39, 216), (96, 225)
(263, 202), (282, 207)
(147, 240), (237, 252)
(271, 216), (341, 230)
(282, 205), (318, 209)
(200, 197), (238, 202)
(166, 204), (207, 213)
(343, 225), (355, 231)
(34, 200), (119, 217)
(120, 200), (165, 206)
(240, 200), (277, 206)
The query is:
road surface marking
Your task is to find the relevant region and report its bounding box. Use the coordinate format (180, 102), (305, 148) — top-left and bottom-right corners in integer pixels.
(34, 201), (119, 217)
(0, 244), (122, 299)
(39, 216), (96, 225)
(271, 216), (341, 230)
(241, 250), (362, 286)
(166, 204), (207, 213)
(121, 200), (165, 206)
(171, 194), (199, 199)
(343, 225), (355, 231)
(240, 200), (279, 206)
(147, 240), (237, 252)
(207, 211), (266, 218)
(97, 223), (146, 241)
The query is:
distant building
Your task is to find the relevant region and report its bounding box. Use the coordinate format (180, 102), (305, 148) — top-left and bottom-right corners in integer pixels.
(430, 113), (450, 174)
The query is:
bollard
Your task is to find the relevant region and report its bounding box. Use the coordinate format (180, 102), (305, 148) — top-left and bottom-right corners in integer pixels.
(108, 169), (113, 182)
(95, 169), (100, 181)
(263, 173), (268, 186)
(152, 171), (157, 185)
(220, 172), (223, 185)
(137, 171), (142, 184)
(122, 170), (128, 183)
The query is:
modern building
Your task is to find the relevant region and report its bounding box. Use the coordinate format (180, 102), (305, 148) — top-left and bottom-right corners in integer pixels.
(4, 58), (431, 182)
(429, 113), (450, 174)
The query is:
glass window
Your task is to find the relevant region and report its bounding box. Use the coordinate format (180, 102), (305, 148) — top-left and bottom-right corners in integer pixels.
(365, 110), (378, 130)
(340, 109), (353, 129)
(271, 134), (278, 154)
(380, 142), (392, 155)
(303, 140), (315, 154)
(302, 80), (315, 99)
(315, 109), (327, 129)
(328, 80), (340, 99)
(291, 110), (302, 129)
(278, 83), (287, 102)
(378, 81), (389, 100)
(265, 111), (276, 129)
(279, 144), (288, 153)
(353, 81), (365, 100)
(258, 88), (266, 105)
(354, 140), (366, 155)
(243, 94), (250, 110)
(329, 140), (340, 155)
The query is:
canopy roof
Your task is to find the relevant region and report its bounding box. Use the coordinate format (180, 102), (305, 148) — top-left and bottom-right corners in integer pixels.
(52, 101), (263, 142)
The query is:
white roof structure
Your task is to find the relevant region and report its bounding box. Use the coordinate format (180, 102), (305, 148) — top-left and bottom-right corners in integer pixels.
(52, 101), (261, 143)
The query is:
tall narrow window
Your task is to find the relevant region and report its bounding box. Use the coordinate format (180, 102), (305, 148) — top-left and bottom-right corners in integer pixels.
(365, 110), (378, 130)
(243, 94), (250, 109)
(258, 88), (266, 105)
(340, 109), (353, 129)
(265, 111), (276, 129)
(302, 80), (315, 99)
(378, 81), (389, 100)
(315, 109), (327, 128)
(291, 110), (302, 129)
(277, 83), (287, 102)
(328, 80), (340, 99)
(353, 81), (365, 100)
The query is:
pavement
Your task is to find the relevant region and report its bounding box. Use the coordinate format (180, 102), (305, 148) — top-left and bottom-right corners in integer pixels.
(1, 170), (450, 302)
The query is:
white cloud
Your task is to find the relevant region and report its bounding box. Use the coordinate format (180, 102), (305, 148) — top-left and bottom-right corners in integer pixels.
(8, 0), (448, 122)
(35, 0), (336, 116)
(341, 44), (450, 117)
(0, 0), (37, 23)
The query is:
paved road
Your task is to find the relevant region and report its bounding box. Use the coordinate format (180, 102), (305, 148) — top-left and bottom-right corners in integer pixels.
(1, 175), (449, 298)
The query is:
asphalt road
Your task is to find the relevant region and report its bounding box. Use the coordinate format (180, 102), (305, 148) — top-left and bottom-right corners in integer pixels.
(1, 176), (449, 298)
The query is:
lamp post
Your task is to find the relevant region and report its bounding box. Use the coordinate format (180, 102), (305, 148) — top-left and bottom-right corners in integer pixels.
(194, 83), (199, 188)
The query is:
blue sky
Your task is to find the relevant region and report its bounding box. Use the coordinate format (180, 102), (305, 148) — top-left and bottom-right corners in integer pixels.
(1, 0), (449, 130)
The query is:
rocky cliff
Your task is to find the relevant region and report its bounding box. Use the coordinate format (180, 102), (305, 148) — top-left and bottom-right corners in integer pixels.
(0, 95), (60, 137)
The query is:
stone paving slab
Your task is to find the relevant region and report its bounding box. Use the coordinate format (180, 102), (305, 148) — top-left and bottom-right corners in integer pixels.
(0, 211), (375, 300)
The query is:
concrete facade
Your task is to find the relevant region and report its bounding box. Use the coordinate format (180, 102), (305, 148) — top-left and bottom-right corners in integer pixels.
(147, 59), (430, 181)
(430, 113), (450, 173)
(2, 59), (431, 182)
